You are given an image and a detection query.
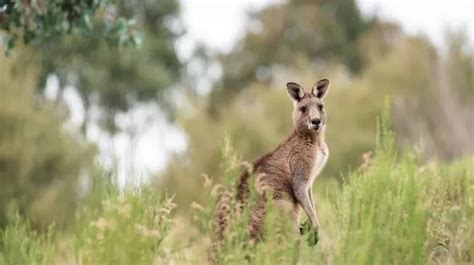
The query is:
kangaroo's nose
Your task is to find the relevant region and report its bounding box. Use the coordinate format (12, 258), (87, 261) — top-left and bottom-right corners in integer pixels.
(311, 119), (321, 127)
(310, 119), (321, 130)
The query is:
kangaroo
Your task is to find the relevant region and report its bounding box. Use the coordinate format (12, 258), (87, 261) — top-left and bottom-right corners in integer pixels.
(226, 79), (330, 242)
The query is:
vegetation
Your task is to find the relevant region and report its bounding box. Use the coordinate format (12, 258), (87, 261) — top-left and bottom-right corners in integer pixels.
(209, 0), (374, 107)
(0, 0), (472, 264)
(160, 31), (473, 207)
(2, 0), (182, 133)
(0, 53), (94, 228)
(0, 0), (140, 51)
(33, 0), (183, 134)
(0, 0), (182, 229)
(1, 113), (472, 264)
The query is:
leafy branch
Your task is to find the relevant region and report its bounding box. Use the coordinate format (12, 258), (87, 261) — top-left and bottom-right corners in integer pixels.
(0, 0), (141, 52)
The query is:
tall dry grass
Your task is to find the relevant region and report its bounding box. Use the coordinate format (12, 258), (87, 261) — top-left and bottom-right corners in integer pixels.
(1, 109), (472, 264)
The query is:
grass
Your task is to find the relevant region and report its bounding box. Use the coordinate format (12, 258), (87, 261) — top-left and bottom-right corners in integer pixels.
(1, 113), (473, 264)
(0, 213), (55, 265)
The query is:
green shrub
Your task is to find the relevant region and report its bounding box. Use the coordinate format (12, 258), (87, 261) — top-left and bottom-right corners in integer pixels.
(0, 110), (471, 265)
(309, 106), (473, 265)
(0, 212), (55, 265)
(74, 187), (176, 265)
(193, 107), (473, 265)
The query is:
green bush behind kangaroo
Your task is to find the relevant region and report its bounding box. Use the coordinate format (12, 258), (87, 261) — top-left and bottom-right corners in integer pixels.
(1, 112), (472, 264)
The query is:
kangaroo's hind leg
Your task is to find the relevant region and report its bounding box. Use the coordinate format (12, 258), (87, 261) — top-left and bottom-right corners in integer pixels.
(308, 188), (320, 228)
(249, 193), (267, 242)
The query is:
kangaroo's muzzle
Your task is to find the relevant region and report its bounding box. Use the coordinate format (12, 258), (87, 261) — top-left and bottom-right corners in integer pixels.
(310, 119), (321, 131)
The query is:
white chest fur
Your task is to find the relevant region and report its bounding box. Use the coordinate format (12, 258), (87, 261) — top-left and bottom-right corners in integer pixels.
(309, 142), (328, 185)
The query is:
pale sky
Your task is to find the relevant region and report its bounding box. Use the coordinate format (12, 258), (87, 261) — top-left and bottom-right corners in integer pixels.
(52, 0), (473, 186)
(177, 0), (473, 60)
(357, 0), (473, 47)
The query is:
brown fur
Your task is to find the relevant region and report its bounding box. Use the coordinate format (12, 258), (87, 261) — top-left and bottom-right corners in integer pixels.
(215, 190), (232, 240)
(231, 79), (331, 241)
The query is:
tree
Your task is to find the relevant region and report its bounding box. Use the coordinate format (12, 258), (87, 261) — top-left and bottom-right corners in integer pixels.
(2, 0), (183, 134)
(0, 52), (95, 228)
(208, 0), (374, 111)
(159, 22), (473, 208)
(41, 0), (182, 134)
(0, 0), (139, 52)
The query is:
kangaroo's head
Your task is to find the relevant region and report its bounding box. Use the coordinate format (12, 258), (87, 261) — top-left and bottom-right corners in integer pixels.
(286, 79), (330, 133)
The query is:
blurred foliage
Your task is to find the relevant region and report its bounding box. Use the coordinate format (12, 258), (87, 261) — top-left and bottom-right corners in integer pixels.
(0, 53), (95, 228)
(0, 186), (179, 264)
(75, 187), (176, 264)
(376, 31), (473, 160)
(326, 113), (473, 264)
(0, 0), (140, 52)
(0, 0), (183, 230)
(209, 0), (374, 110)
(183, 111), (473, 264)
(160, 77), (378, 207)
(0, 212), (55, 264)
(160, 28), (473, 208)
(0, 3), (472, 261)
(445, 29), (474, 104)
(40, 0), (182, 133)
(28, 0), (182, 134)
(2, 122), (471, 264)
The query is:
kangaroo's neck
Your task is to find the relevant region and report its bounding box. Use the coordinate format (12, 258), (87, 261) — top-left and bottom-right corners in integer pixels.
(271, 128), (326, 157)
(292, 128), (325, 147)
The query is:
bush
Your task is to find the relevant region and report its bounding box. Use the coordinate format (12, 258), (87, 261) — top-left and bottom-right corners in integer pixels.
(0, 111), (471, 264)
(193, 108), (473, 265)
(0, 212), (55, 265)
(74, 187), (176, 265)
(0, 54), (95, 228)
(304, 108), (473, 264)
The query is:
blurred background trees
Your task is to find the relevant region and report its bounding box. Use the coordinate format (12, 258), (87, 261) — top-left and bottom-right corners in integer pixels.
(0, 0), (141, 51)
(1, 0), (183, 228)
(0, 53), (94, 228)
(0, 0), (472, 224)
(159, 0), (473, 206)
(209, 0), (374, 111)
(34, 0), (183, 134)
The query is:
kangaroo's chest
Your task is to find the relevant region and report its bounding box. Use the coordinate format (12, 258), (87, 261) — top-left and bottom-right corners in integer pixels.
(309, 142), (329, 184)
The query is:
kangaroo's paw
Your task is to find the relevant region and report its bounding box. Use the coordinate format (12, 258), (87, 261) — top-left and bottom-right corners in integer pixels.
(307, 228), (320, 246)
(299, 220), (320, 246)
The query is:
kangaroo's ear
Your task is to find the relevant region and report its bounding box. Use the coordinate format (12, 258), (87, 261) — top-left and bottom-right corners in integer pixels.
(287, 82), (305, 102)
(311, 79), (330, 99)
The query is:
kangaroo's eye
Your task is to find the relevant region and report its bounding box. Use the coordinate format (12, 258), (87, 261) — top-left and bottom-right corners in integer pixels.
(299, 106), (307, 113)
(318, 104), (324, 111)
